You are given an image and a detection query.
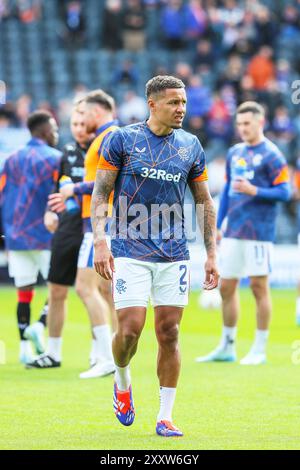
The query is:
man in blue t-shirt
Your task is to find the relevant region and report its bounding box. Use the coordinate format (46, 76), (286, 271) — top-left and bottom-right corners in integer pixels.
(0, 111), (61, 365)
(196, 101), (291, 366)
(91, 75), (219, 437)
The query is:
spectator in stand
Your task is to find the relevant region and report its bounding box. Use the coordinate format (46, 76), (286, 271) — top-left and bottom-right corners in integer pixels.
(254, 4), (278, 49)
(247, 46), (275, 91)
(15, 95), (33, 128)
(219, 0), (244, 27)
(206, 93), (233, 145)
(0, 0), (11, 21)
(160, 0), (186, 50)
(185, 0), (207, 50)
(174, 62), (193, 85)
(220, 84), (237, 117)
(112, 60), (139, 88)
(269, 105), (296, 163)
(276, 59), (294, 95)
(238, 74), (257, 104)
(16, 0), (41, 23)
(194, 38), (215, 71)
(217, 54), (244, 96)
(280, 4), (300, 40)
(122, 0), (146, 51)
(186, 115), (207, 146)
(102, 0), (123, 50)
(63, 1), (85, 47)
(0, 110), (13, 128)
(118, 90), (148, 125)
(186, 74), (212, 118)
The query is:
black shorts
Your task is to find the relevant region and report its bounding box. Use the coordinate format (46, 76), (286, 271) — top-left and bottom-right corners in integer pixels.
(48, 230), (83, 286)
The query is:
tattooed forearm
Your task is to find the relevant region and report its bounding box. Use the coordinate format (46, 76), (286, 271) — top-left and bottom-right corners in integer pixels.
(189, 180), (217, 256)
(91, 169), (118, 244)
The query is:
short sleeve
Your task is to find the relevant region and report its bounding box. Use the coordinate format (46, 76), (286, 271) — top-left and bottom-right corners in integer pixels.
(188, 138), (208, 182)
(97, 129), (123, 171)
(269, 151), (290, 186)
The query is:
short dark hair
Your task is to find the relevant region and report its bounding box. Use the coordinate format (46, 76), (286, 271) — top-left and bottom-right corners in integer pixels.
(236, 101), (265, 118)
(146, 75), (185, 99)
(27, 110), (53, 133)
(85, 89), (115, 112)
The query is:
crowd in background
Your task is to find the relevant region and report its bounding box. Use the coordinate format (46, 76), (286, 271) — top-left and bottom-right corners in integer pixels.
(1, 0), (300, 241)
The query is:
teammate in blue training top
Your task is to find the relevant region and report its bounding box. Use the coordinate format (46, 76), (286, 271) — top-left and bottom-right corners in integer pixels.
(0, 111), (61, 364)
(91, 75), (219, 437)
(196, 101), (291, 366)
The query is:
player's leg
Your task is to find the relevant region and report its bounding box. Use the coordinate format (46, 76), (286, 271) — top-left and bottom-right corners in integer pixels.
(76, 267), (115, 378)
(26, 284), (67, 369)
(151, 261), (190, 437)
(27, 233), (82, 368)
(22, 250), (52, 360)
(195, 238), (243, 363)
(17, 284), (35, 364)
(7, 251), (40, 364)
(76, 231), (114, 377)
(112, 306), (146, 426)
(97, 276), (117, 332)
(45, 282), (68, 364)
(154, 305), (184, 437)
(240, 275), (271, 365)
(240, 241), (273, 365)
(44, 233), (82, 366)
(112, 258), (151, 426)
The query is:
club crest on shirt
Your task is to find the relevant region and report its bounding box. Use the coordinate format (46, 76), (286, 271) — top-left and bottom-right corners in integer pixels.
(178, 147), (190, 162)
(253, 154), (263, 166)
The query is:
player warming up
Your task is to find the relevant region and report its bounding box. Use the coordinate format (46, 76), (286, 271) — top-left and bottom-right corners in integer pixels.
(0, 111), (61, 364)
(91, 76), (219, 436)
(195, 101), (291, 366)
(26, 104), (93, 369)
(49, 91), (118, 378)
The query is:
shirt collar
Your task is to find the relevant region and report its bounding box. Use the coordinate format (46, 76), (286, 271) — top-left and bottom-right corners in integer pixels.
(28, 137), (47, 146)
(95, 120), (118, 136)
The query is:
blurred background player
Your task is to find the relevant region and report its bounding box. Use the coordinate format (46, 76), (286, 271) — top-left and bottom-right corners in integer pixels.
(49, 90), (118, 378)
(196, 101), (291, 366)
(0, 111), (61, 364)
(92, 75), (219, 437)
(26, 103), (93, 368)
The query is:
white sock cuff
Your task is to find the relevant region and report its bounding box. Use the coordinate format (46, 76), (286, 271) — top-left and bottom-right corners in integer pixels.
(93, 324), (111, 336)
(47, 337), (62, 361)
(160, 386), (176, 393)
(157, 387), (177, 423)
(115, 364), (131, 391)
(255, 329), (269, 339)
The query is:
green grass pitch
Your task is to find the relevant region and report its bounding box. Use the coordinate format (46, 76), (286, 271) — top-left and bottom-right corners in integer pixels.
(1, 286), (300, 450)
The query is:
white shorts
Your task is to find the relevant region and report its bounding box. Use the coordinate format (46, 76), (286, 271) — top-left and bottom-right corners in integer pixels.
(8, 250), (51, 288)
(77, 232), (111, 269)
(219, 238), (273, 279)
(112, 257), (190, 310)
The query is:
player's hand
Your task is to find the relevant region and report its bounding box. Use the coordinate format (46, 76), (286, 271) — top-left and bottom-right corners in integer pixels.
(48, 193), (66, 213)
(44, 211), (59, 233)
(94, 240), (115, 281)
(232, 178), (257, 196)
(203, 255), (219, 290)
(59, 184), (75, 200)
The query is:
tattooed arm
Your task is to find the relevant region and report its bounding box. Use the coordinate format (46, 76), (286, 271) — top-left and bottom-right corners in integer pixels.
(188, 180), (219, 290)
(91, 169), (119, 280)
